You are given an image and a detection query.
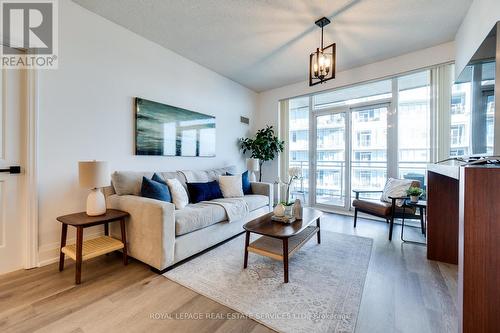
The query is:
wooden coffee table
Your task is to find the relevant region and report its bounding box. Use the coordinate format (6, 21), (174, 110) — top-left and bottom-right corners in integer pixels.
(243, 207), (322, 283)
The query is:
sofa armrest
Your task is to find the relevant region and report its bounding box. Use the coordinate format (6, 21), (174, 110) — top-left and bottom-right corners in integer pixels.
(107, 194), (176, 270)
(251, 182), (273, 209)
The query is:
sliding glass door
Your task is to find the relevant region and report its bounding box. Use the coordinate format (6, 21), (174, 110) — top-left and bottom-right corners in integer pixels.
(286, 68), (435, 212)
(314, 112), (346, 208)
(313, 103), (389, 209)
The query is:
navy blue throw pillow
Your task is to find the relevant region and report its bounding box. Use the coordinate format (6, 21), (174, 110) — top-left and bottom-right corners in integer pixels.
(187, 180), (223, 203)
(141, 176), (172, 202)
(241, 170), (252, 195)
(152, 173), (167, 185)
(226, 171), (252, 195)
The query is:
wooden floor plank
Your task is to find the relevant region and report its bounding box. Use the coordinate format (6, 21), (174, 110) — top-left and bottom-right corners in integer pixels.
(0, 213), (456, 333)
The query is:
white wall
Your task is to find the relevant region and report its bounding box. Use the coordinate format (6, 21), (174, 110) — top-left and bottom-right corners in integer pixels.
(37, 0), (257, 264)
(254, 42), (455, 189)
(455, 0), (500, 155)
(454, 0), (500, 76)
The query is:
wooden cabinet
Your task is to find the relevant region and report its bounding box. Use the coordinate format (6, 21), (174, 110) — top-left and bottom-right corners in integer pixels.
(458, 166), (500, 332)
(427, 164), (500, 332)
(427, 170), (459, 264)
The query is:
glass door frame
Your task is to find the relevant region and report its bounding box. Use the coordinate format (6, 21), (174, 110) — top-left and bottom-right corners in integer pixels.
(310, 99), (392, 213)
(311, 106), (350, 211)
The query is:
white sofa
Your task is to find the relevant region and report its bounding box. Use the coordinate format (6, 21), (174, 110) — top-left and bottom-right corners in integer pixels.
(105, 167), (273, 272)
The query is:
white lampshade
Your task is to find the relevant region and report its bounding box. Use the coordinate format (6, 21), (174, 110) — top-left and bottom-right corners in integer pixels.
(246, 158), (260, 172)
(79, 161), (110, 189)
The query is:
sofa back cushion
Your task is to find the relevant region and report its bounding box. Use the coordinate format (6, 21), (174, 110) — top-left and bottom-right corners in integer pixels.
(111, 171), (181, 196)
(186, 180), (223, 203)
(111, 167), (236, 196)
(180, 166), (236, 183)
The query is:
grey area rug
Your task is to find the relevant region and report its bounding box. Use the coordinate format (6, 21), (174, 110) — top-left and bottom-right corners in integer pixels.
(164, 231), (373, 333)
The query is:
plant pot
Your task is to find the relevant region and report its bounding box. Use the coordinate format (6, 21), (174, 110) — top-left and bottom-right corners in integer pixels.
(273, 203), (285, 217)
(284, 205), (294, 216)
(410, 195), (419, 203)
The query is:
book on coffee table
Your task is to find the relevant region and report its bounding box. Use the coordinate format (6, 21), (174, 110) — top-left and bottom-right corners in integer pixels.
(271, 215), (296, 224)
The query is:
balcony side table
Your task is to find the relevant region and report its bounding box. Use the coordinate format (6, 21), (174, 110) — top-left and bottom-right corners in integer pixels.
(57, 209), (129, 284)
(401, 199), (427, 245)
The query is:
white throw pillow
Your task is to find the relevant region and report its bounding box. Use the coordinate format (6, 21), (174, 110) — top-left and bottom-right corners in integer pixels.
(380, 178), (414, 206)
(218, 175), (244, 198)
(166, 178), (189, 209)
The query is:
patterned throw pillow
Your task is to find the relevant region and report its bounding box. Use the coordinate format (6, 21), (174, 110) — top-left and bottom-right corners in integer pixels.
(166, 178), (189, 209)
(380, 178), (413, 206)
(218, 175), (244, 198)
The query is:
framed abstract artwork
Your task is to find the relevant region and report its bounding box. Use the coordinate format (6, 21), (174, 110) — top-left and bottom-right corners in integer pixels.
(135, 97), (216, 157)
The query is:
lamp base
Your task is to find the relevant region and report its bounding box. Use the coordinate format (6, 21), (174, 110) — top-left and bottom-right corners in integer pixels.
(86, 188), (106, 216)
(248, 171), (257, 182)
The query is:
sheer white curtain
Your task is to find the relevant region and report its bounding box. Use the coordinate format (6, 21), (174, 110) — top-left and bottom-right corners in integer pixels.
(431, 63), (453, 162)
(279, 99), (289, 203)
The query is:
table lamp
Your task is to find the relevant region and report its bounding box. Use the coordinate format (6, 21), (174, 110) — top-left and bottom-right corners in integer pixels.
(79, 161), (110, 216)
(247, 158), (260, 182)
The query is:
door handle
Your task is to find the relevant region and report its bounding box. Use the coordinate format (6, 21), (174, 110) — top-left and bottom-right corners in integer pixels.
(0, 166), (21, 174)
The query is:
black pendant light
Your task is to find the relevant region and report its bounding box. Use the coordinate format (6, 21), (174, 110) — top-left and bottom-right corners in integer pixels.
(309, 17), (336, 86)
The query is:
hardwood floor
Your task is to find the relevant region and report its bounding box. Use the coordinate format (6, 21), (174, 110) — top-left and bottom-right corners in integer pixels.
(0, 213), (457, 333)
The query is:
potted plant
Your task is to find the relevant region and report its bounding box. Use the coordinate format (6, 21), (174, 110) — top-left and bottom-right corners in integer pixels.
(406, 187), (424, 203)
(239, 126), (284, 182)
(276, 167), (302, 215)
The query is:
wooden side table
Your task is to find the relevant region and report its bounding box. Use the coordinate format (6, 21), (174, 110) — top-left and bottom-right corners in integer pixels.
(57, 209), (130, 284)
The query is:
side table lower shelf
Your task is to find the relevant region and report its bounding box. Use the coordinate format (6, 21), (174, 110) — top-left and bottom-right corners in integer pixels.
(62, 236), (124, 261)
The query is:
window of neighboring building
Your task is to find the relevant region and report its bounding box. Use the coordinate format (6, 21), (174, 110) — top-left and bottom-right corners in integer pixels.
(450, 61), (495, 156)
(451, 124), (465, 145)
(358, 131), (372, 147)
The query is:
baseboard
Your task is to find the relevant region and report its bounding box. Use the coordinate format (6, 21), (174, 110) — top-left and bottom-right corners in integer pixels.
(38, 230), (104, 267)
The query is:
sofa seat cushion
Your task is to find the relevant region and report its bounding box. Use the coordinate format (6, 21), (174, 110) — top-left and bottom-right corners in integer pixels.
(352, 199), (415, 217)
(242, 195), (269, 211)
(175, 202), (227, 236)
(174, 194), (269, 236)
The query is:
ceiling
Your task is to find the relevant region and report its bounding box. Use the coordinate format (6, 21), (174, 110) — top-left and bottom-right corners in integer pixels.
(73, 0), (472, 92)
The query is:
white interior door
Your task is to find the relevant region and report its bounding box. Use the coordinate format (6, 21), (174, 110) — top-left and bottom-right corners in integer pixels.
(0, 66), (28, 274)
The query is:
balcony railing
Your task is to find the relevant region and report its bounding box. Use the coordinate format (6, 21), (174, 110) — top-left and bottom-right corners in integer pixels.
(288, 159), (429, 206)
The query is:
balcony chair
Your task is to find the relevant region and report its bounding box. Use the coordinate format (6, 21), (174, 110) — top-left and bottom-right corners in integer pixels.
(352, 180), (421, 241)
